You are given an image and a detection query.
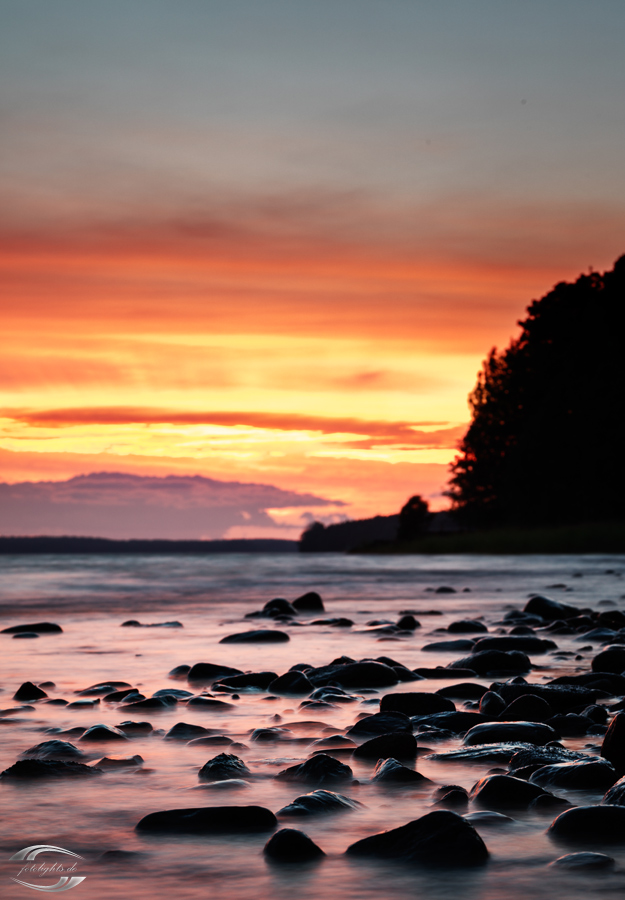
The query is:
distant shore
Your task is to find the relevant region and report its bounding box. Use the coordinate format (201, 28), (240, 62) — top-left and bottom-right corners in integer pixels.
(0, 536), (297, 554)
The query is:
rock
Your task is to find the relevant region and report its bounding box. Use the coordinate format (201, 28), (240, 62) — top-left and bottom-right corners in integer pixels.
(278, 789), (361, 816)
(464, 811), (515, 827)
(412, 711), (490, 734)
(116, 721), (153, 736)
(437, 683), (488, 701)
(21, 740), (85, 760)
(165, 723), (212, 741)
(93, 755), (143, 769)
(292, 592), (325, 613)
(187, 663), (243, 683)
(450, 650), (531, 675)
(169, 664), (191, 677)
(13, 682), (47, 701)
(311, 736), (357, 750)
(546, 714), (594, 736)
(549, 852), (615, 869)
(435, 788), (469, 809)
(307, 661), (398, 688)
(479, 692), (506, 716)
(345, 810), (489, 866)
(509, 746), (587, 770)
(371, 758), (430, 784)
(198, 754), (251, 782)
(275, 754), (353, 785)
(523, 596), (577, 620)
(310, 618), (353, 627)
(352, 732), (417, 760)
(548, 805), (625, 841)
(600, 712), (625, 773)
(188, 736), (233, 747)
(346, 711), (412, 738)
(422, 640), (476, 652)
(448, 620), (488, 633)
(501, 695), (553, 723)
(592, 646), (625, 674)
(490, 682), (601, 713)
(435, 586), (457, 594)
(469, 774), (549, 808)
(381, 692), (455, 717)
(121, 620), (182, 627)
(0, 759), (102, 779)
(123, 697), (176, 710)
(250, 727), (287, 742)
(263, 828), (324, 862)
(267, 671), (313, 695)
(261, 598), (297, 618)
(463, 722), (557, 746)
(186, 697), (233, 710)
(601, 774), (625, 805)
(472, 636), (557, 654)
(104, 688), (142, 701)
(1, 622), (63, 634)
(396, 615), (420, 630)
(13, 632), (39, 638)
(220, 630), (290, 644)
(195, 778), (249, 790)
(528, 793), (572, 812)
(415, 668), (477, 679)
(430, 743), (537, 763)
(79, 724), (130, 742)
(216, 672), (277, 690)
(136, 805), (277, 834)
(531, 759), (617, 790)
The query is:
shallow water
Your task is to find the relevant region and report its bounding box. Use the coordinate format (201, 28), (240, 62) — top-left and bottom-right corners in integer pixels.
(1, 552), (624, 900)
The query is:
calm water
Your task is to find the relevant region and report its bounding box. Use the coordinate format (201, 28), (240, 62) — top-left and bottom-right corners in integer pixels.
(1, 552), (624, 900)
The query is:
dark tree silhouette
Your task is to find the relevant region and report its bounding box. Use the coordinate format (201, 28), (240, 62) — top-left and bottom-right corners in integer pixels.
(396, 495), (430, 541)
(447, 255), (625, 526)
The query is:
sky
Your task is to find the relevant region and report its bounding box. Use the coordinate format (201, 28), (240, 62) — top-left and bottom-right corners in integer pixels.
(1, 1), (624, 539)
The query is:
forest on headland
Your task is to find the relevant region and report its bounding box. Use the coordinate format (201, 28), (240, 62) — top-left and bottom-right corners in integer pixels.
(301, 256), (625, 554)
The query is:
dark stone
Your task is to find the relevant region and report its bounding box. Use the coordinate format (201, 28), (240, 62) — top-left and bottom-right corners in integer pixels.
(381, 692), (455, 717)
(104, 688), (142, 702)
(123, 697), (176, 710)
(13, 682), (48, 701)
(546, 714), (593, 736)
(345, 810), (488, 866)
(601, 712), (625, 774)
(136, 805), (277, 834)
(13, 632), (38, 638)
(509, 746), (586, 770)
(116, 721), (153, 736)
(479, 692), (506, 716)
(278, 789), (360, 816)
(308, 661), (398, 688)
(448, 620), (488, 634)
(501, 695), (553, 723)
(165, 723), (212, 741)
(449, 650), (531, 675)
(528, 794), (572, 812)
(79, 724), (130, 742)
(220, 630), (289, 644)
(122, 620), (182, 627)
(262, 598), (297, 618)
(188, 736), (233, 747)
(0, 759), (101, 779)
(592, 647), (625, 674)
(530, 759), (618, 790)
(422, 639), (476, 652)
(601, 774), (625, 805)
(311, 736), (357, 750)
(463, 721), (557, 746)
(186, 697), (233, 709)
(550, 672), (625, 692)
(346, 711), (412, 737)
(523, 596), (577, 620)
(292, 592), (325, 613)
(275, 754), (353, 785)
(549, 852), (615, 869)
(187, 662), (243, 683)
(435, 788), (469, 809)
(583, 705), (609, 724)
(435, 586), (456, 594)
(472, 636), (557, 654)
(267, 671), (313, 695)
(548, 805), (625, 842)
(198, 753), (251, 782)
(353, 732), (417, 760)
(490, 682), (602, 713)
(414, 668), (477, 679)
(430, 743), (538, 763)
(396, 615), (420, 630)
(310, 618), (353, 627)
(470, 774), (549, 808)
(250, 727), (287, 742)
(371, 757), (430, 784)
(264, 828), (324, 862)
(2, 622), (63, 634)
(437, 683), (488, 701)
(216, 672), (277, 690)
(21, 740), (84, 760)
(169, 664), (191, 677)
(412, 711), (490, 734)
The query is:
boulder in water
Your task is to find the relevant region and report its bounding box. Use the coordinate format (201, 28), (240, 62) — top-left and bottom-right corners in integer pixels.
(263, 828), (324, 862)
(136, 805), (277, 834)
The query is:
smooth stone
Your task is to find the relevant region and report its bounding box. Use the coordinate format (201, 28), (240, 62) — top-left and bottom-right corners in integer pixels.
(310, 618), (353, 627)
(546, 714), (594, 736)
(219, 630), (289, 644)
(2, 622), (63, 634)
(153, 689), (193, 699)
(500, 694), (553, 723)
(421, 640), (476, 652)
(549, 852), (615, 869)
(136, 805), (277, 834)
(436, 683), (488, 701)
(346, 711), (412, 738)
(116, 721), (153, 736)
(308, 661), (398, 688)
(292, 592), (325, 613)
(381, 692), (455, 717)
(260, 598), (297, 618)
(13, 682), (47, 701)
(412, 711), (490, 734)
(275, 754), (353, 785)
(188, 736), (234, 747)
(198, 753), (251, 782)
(472, 636), (557, 654)
(169, 664), (191, 677)
(470, 774), (549, 808)
(371, 757), (431, 784)
(123, 697), (176, 710)
(550, 672), (625, 692)
(93, 755), (143, 768)
(104, 689), (142, 701)
(448, 620), (488, 634)
(600, 712), (625, 773)
(435, 788), (469, 809)
(491, 682), (604, 713)
(165, 723), (213, 740)
(530, 759), (618, 790)
(396, 615), (420, 630)
(592, 646), (625, 674)
(345, 810), (489, 866)
(186, 697), (233, 709)
(602, 774), (625, 805)
(278, 789), (361, 816)
(414, 668), (477, 679)
(429, 743), (537, 763)
(187, 663), (243, 683)
(21, 740), (85, 760)
(548, 805), (625, 841)
(523, 596), (577, 620)
(463, 721), (557, 746)
(121, 620), (182, 627)
(79, 724), (130, 742)
(479, 692), (507, 716)
(267, 671), (313, 695)
(311, 736), (357, 750)
(464, 810), (515, 826)
(13, 632), (39, 639)
(352, 732), (417, 760)
(66, 699), (101, 710)
(264, 828), (324, 862)
(449, 650), (531, 675)
(194, 779), (250, 790)
(216, 672), (277, 690)
(509, 746), (587, 769)
(0, 759), (102, 779)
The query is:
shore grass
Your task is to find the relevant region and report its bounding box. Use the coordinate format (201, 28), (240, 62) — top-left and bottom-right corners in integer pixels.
(356, 521), (625, 554)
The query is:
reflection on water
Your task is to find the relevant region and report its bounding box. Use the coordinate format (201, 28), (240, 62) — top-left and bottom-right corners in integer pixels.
(0, 552), (624, 899)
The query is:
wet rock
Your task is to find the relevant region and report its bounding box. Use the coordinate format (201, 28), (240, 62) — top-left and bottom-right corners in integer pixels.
(308, 661), (398, 688)
(13, 682), (47, 701)
(195, 778), (249, 790)
(169, 664), (191, 677)
(381, 692), (455, 717)
(435, 586), (456, 594)
(104, 688), (142, 702)
(188, 735), (233, 747)
(422, 639), (476, 652)
(479, 692), (506, 716)
(464, 810), (515, 827)
(186, 697), (233, 710)
(123, 697), (176, 710)
(292, 592), (325, 613)
(430, 743), (537, 763)
(136, 805), (277, 834)
(523, 596), (577, 620)
(267, 671), (313, 695)
(435, 788), (469, 809)
(490, 682), (602, 713)
(371, 757), (431, 784)
(548, 805), (625, 841)
(21, 740), (85, 760)
(264, 828), (324, 862)
(66, 699), (101, 710)
(310, 618), (353, 627)
(501, 695), (553, 723)
(470, 774), (549, 808)
(220, 630), (290, 644)
(1, 759), (102, 779)
(601, 774), (625, 805)
(551, 671), (625, 692)
(2, 622), (63, 634)
(549, 852), (615, 870)
(275, 754), (353, 785)
(415, 667), (477, 679)
(463, 721), (557, 746)
(346, 711), (412, 738)
(472, 636), (557, 654)
(250, 726), (288, 742)
(12, 632), (39, 638)
(345, 810), (489, 866)
(311, 736), (357, 750)
(198, 754), (252, 782)
(583, 705), (609, 725)
(93, 755), (143, 768)
(600, 712), (625, 773)
(450, 650), (531, 675)
(437, 683), (488, 701)
(352, 732), (417, 760)
(278, 789), (361, 816)
(546, 714), (594, 736)
(412, 711), (490, 734)
(396, 615), (420, 630)
(216, 672), (277, 690)
(122, 620), (182, 627)
(530, 759), (617, 790)
(592, 646), (625, 674)
(165, 723), (212, 741)
(187, 663), (243, 683)
(448, 620), (488, 634)
(528, 793), (572, 812)
(262, 598), (297, 618)
(116, 721), (153, 736)
(79, 724), (130, 742)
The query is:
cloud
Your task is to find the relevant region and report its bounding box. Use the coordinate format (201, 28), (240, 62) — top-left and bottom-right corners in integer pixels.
(0, 471), (343, 540)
